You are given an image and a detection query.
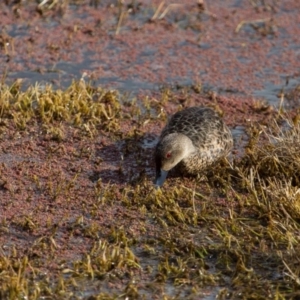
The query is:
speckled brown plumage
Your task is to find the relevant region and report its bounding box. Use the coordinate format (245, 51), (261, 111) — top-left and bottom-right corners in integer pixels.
(155, 107), (233, 186)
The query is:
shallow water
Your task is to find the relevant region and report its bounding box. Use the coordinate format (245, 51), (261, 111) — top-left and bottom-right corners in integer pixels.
(253, 76), (300, 107)
(2, 1), (300, 106)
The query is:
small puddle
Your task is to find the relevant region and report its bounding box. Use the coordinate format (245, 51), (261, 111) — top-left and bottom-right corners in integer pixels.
(253, 76), (300, 107)
(141, 136), (158, 150)
(231, 125), (248, 158)
(0, 153), (41, 165)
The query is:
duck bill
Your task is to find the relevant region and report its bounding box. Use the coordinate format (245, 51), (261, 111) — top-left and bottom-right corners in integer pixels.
(155, 169), (169, 187)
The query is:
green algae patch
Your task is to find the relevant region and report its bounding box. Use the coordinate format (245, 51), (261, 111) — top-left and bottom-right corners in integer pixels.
(0, 81), (300, 299)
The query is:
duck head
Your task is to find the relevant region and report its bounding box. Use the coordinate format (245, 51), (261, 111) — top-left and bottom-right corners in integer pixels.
(155, 133), (195, 187)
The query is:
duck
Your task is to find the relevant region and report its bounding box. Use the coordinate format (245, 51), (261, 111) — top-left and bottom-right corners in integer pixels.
(155, 107), (233, 187)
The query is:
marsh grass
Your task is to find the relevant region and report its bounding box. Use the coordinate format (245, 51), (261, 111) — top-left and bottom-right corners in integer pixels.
(0, 81), (300, 299)
(0, 81), (121, 133)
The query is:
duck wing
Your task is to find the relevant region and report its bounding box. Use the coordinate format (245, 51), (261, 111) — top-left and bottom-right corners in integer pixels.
(160, 107), (228, 148)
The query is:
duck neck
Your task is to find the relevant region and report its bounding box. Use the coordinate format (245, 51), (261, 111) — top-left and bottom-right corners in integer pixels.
(176, 133), (196, 158)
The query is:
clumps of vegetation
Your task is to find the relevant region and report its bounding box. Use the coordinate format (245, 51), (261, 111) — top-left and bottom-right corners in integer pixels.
(224, 120), (300, 298)
(240, 119), (300, 185)
(72, 239), (140, 279)
(0, 80), (121, 132)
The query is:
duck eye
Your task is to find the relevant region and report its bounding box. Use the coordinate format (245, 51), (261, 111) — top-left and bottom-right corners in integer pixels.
(166, 152), (172, 159)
